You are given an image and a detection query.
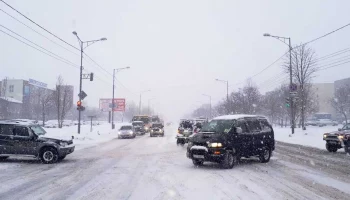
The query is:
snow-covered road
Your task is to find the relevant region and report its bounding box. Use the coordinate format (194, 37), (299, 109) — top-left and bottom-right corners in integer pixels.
(0, 125), (350, 200)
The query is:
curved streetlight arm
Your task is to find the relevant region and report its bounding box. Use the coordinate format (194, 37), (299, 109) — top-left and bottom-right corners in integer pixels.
(263, 33), (290, 48)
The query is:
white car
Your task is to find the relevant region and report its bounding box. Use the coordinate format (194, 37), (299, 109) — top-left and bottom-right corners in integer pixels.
(44, 120), (58, 128)
(317, 119), (338, 127)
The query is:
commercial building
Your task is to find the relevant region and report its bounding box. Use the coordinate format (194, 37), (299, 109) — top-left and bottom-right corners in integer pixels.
(311, 83), (335, 117)
(0, 78), (74, 120)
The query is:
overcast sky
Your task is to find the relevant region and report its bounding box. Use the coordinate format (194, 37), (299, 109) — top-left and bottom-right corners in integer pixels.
(1, 0), (350, 121)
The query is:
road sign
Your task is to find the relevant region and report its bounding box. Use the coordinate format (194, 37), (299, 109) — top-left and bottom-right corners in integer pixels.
(99, 98), (125, 112)
(290, 83), (297, 92)
(78, 91), (87, 100)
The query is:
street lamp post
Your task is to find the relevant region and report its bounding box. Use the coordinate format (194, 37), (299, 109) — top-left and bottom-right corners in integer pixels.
(216, 78), (229, 114)
(263, 33), (294, 134)
(139, 90), (151, 114)
(112, 66), (130, 129)
(148, 98), (156, 115)
(72, 31), (107, 134)
(202, 94), (212, 119)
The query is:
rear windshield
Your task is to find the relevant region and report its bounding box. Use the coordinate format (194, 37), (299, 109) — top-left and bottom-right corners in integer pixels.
(132, 122), (143, 126)
(120, 126), (132, 130)
(201, 119), (235, 134)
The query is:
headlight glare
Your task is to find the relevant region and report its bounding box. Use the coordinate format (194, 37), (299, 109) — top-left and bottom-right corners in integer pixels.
(208, 142), (223, 148)
(60, 141), (68, 147)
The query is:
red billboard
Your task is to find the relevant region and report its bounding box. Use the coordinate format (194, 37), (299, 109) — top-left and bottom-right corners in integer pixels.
(99, 98), (125, 112)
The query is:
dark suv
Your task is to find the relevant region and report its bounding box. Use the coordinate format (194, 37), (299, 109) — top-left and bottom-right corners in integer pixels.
(187, 115), (275, 169)
(0, 121), (75, 164)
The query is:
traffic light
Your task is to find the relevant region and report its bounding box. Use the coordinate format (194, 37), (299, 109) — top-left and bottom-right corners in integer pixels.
(285, 97), (290, 108)
(90, 73), (94, 81)
(77, 101), (85, 111)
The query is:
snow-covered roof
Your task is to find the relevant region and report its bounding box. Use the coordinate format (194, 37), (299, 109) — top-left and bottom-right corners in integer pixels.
(213, 114), (265, 120)
(132, 121), (144, 123)
(0, 97), (22, 104)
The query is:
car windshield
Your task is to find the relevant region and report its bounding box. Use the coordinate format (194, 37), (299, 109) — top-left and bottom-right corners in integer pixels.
(200, 119), (235, 134)
(152, 124), (162, 128)
(120, 126), (132, 130)
(30, 125), (46, 136)
(132, 122), (143, 126)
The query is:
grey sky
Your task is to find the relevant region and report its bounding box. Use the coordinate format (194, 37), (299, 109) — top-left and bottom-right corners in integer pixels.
(1, 0), (350, 121)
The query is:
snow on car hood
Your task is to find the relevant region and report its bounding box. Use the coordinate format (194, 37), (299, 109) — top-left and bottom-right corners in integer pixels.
(39, 134), (72, 141)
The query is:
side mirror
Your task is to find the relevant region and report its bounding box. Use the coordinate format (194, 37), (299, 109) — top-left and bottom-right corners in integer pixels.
(338, 128), (342, 131)
(235, 127), (243, 134)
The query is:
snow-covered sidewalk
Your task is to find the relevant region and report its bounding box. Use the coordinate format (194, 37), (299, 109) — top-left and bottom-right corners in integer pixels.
(274, 125), (344, 150)
(43, 122), (128, 150)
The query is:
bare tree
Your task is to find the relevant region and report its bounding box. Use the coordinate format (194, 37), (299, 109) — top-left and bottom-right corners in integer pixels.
(285, 44), (317, 128)
(331, 85), (350, 124)
(231, 81), (261, 114)
(39, 89), (54, 126)
(54, 76), (73, 128)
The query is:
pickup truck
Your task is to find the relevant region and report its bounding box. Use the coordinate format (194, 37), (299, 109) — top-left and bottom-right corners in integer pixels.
(323, 124), (350, 153)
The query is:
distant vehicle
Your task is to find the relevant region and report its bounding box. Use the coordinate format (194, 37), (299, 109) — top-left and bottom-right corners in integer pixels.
(151, 115), (160, 123)
(118, 125), (136, 139)
(187, 115), (275, 169)
(323, 124), (350, 152)
(318, 119), (338, 127)
(150, 123), (164, 137)
(44, 120), (58, 128)
(176, 120), (194, 145)
(0, 120), (75, 164)
(305, 119), (318, 126)
(132, 115), (151, 132)
(132, 121), (146, 135)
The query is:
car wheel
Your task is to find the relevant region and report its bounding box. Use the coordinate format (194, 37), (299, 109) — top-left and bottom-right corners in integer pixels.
(259, 147), (271, 163)
(326, 143), (338, 152)
(58, 155), (66, 161)
(220, 151), (235, 169)
(192, 159), (204, 166)
(40, 147), (59, 164)
(0, 156), (9, 161)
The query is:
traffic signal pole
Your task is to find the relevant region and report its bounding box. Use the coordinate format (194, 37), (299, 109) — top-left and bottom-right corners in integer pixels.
(78, 42), (83, 134)
(112, 69), (115, 129)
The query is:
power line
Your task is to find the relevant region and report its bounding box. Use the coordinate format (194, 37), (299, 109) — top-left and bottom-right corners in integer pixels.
(294, 22), (350, 49)
(0, 0), (79, 51)
(0, 24), (78, 67)
(0, 29), (79, 69)
(0, 8), (79, 56)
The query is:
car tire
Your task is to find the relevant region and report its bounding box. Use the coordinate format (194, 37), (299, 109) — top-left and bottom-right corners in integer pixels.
(58, 155), (66, 161)
(0, 156), (9, 161)
(259, 147), (271, 163)
(326, 144), (338, 152)
(40, 147), (59, 164)
(192, 159), (204, 166)
(220, 151), (235, 169)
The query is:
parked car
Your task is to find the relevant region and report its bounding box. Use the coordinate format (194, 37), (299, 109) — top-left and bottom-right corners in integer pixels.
(44, 120), (58, 128)
(323, 124), (350, 152)
(150, 123), (165, 137)
(118, 125), (136, 139)
(132, 121), (146, 135)
(0, 120), (75, 164)
(305, 120), (319, 126)
(318, 119), (338, 127)
(187, 115), (275, 169)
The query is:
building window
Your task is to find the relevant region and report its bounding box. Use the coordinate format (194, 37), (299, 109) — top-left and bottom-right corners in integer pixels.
(9, 85), (14, 93)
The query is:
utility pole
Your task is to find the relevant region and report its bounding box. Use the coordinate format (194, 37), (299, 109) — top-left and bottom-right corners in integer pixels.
(139, 90), (151, 114)
(216, 79), (229, 114)
(263, 33), (294, 134)
(289, 38), (295, 134)
(112, 67), (130, 129)
(72, 31), (106, 134)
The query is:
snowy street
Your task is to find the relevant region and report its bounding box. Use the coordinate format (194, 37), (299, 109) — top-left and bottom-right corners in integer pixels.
(0, 125), (349, 200)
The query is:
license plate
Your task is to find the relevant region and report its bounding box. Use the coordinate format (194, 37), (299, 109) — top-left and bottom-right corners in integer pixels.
(329, 141), (338, 144)
(193, 154), (204, 159)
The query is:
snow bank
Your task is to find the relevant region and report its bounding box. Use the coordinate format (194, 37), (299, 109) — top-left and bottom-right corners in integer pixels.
(274, 125), (344, 150)
(44, 122), (123, 150)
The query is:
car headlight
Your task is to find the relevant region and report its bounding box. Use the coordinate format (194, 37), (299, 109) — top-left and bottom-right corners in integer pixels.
(208, 143), (223, 148)
(323, 134), (327, 138)
(159, 129), (163, 133)
(129, 131), (133, 134)
(118, 131), (122, 134)
(60, 141), (68, 147)
(338, 135), (344, 139)
(145, 127), (149, 130)
(151, 130), (154, 132)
